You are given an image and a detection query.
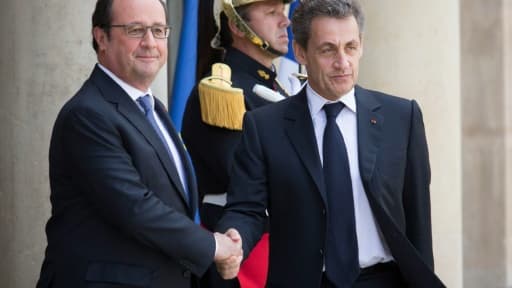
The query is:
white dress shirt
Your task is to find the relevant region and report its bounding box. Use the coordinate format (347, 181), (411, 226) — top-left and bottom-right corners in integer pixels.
(306, 84), (393, 268)
(98, 64), (189, 194)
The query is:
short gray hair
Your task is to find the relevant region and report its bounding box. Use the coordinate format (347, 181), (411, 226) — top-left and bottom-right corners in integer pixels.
(291, 0), (365, 49)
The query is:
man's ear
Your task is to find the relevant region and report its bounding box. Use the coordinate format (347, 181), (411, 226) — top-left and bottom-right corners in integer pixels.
(360, 38), (364, 57)
(292, 40), (307, 65)
(92, 26), (108, 52)
(227, 19), (245, 38)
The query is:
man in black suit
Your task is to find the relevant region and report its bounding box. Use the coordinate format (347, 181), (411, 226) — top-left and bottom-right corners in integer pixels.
(36, 0), (242, 287)
(217, 0), (445, 287)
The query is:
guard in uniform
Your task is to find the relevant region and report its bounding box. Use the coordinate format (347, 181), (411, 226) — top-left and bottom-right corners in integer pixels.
(181, 0), (292, 287)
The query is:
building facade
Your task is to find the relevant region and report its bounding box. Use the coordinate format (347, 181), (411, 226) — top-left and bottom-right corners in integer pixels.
(0, 1), (510, 287)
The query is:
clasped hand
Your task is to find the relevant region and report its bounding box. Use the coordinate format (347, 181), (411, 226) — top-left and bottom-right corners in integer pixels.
(213, 228), (243, 279)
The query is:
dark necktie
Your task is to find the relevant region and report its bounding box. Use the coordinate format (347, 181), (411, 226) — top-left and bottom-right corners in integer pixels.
(137, 95), (188, 199)
(323, 102), (359, 287)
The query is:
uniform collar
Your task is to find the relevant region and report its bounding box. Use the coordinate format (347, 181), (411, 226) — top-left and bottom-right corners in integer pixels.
(224, 48), (277, 87)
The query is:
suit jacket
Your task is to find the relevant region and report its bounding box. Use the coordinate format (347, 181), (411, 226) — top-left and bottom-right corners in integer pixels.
(217, 86), (445, 287)
(36, 65), (215, 288)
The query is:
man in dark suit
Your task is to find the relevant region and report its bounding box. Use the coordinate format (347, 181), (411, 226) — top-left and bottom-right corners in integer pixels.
(217, 0), (445, 287)
(35, 0), (242, 287)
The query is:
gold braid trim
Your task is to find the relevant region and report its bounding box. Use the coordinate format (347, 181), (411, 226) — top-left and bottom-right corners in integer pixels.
(198, 63), (246, 130)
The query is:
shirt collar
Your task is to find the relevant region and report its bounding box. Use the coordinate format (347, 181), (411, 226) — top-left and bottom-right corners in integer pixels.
(306, 85), (356, 118)
(97, 63), (153, 104)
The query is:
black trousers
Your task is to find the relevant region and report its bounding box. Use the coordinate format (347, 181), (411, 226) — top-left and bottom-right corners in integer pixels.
(321, 262), (406, 288)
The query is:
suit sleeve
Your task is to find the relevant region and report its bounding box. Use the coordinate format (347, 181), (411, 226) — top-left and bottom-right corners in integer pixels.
(403, 100), (434, 268)
(63, 106), (215, 276)
(216, 112), (267, 258)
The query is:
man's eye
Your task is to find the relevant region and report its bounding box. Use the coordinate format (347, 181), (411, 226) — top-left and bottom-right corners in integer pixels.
(128, 26), (145, 35)
(346, 46), (359, 54)
(153, 27), (165, 35)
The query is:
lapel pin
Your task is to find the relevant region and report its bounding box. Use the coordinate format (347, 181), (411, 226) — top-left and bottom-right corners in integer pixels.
(370, 119), (377, 124)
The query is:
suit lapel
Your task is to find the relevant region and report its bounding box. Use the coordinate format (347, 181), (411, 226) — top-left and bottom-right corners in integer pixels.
(355, 85), (383, 185)
(284, 90), (327, 204)
(154, 99), (197, 213)
(90, 66), (191, 210)
(283, 86), (383, 205)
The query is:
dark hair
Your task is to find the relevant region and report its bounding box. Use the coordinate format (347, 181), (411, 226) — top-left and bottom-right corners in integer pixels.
(91, 0), (113, 52)
(91, 0), (167, 53)
(195, 3), (252, 79)
(292, 0), (365, 49)
(196, 0), (224, 79)
(218, 4), (252, 49)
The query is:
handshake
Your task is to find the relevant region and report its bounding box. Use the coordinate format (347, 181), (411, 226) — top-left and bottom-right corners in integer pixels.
(213, 228), (244, 279)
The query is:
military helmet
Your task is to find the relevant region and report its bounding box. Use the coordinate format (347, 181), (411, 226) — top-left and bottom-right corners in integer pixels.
(211, 0), (293, 52)
(234, 0), (288, 5)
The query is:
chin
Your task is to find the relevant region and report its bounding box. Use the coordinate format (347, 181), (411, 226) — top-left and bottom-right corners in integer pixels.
(274, 47), (289, 56)
(138, 64), (162, 75)
(134, 69), (158, 81)
(277, 43), (289, 53)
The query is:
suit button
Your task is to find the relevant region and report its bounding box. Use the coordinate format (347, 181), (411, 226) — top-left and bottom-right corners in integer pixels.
(322, 209), (326, 215)
(183, 270), (191, 278)
(320, 249), (324, 255)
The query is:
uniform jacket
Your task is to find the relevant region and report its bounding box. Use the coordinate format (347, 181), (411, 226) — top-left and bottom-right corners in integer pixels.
(182, 48), (284, 202)
(217, 86), (445, 287)
(36, 65), (215, 288)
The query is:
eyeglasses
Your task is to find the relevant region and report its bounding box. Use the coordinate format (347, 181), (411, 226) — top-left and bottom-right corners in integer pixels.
(107, 23), (170, 39)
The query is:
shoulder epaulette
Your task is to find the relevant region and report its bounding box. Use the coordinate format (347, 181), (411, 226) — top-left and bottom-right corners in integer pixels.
(198, 63), (246, 131)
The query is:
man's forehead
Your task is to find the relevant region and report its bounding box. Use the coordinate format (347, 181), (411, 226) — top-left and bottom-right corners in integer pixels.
(234, 0), (291, 6)
(111, 0), (165, 21)
(309, 17), (360, 44)
(247, 0), (286, 11)
(316, 38), (361, 47)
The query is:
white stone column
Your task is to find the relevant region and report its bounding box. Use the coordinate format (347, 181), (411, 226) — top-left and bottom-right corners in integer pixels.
(0, 1), (167, 286)
(504, 1), (512, 286)
(0, 1), (94, 286)
(358, 1), (463, 287)
(461, 0), (509, 287)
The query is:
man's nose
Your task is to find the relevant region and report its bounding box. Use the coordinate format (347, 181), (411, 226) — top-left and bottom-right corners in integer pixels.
(140, 28), (157, 47)
(333, 51), (350, 69)
(280, 14), (290, 28)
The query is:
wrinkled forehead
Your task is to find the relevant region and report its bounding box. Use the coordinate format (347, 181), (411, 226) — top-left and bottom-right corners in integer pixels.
(308, 16), (361, 46)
